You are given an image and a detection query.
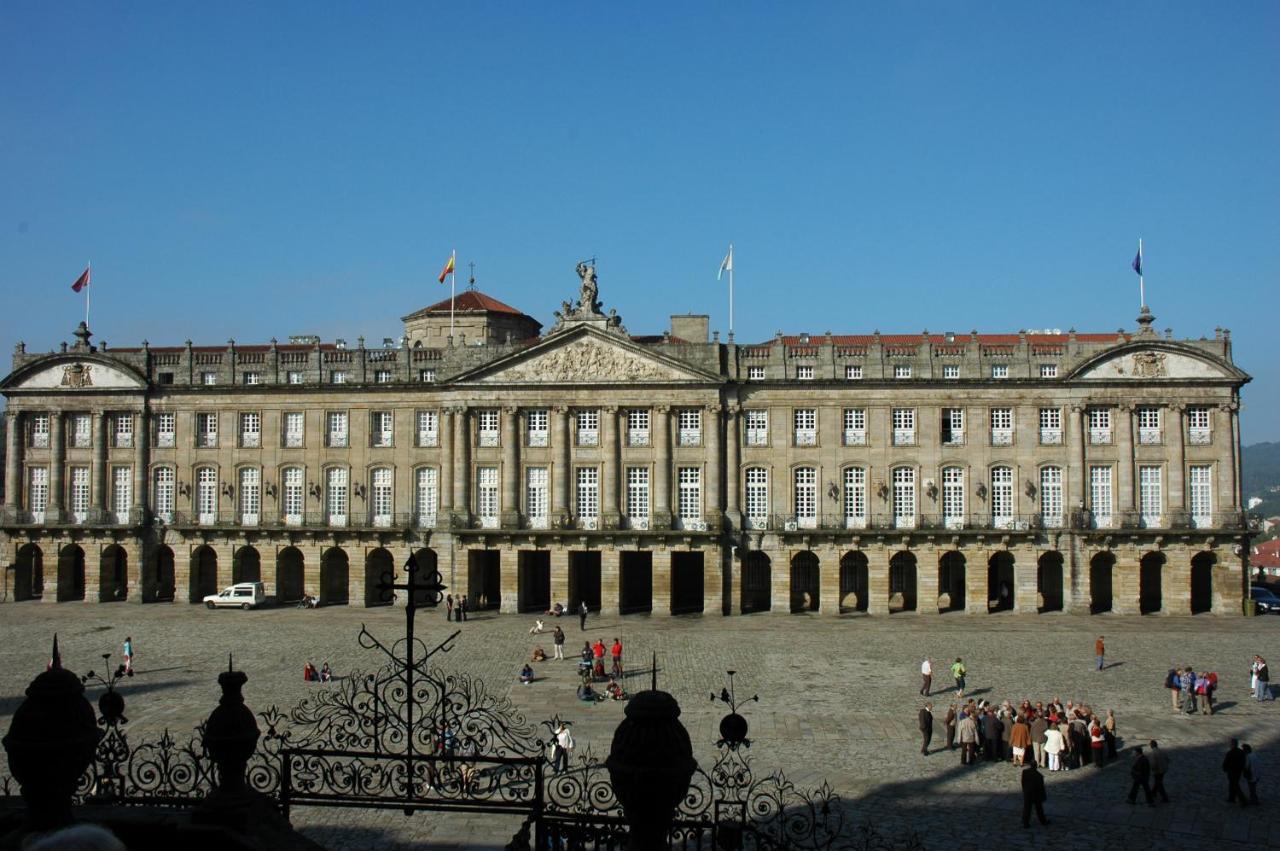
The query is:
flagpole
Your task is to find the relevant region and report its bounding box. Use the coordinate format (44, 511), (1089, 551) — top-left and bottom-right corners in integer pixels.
(1137, 238), (1145, 309)
(85, 261), (91, 330)
(728, 244), (734, 337)
(449, 249), (456, 341)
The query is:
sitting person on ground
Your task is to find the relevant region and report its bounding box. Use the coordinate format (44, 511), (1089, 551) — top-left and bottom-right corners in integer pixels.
(577, 674), (599, 702)
(605, 677), (625, 701)
(319, 662), (332, 682)
(530, 619), (546, 635)
(549, 602), (564, 617)
(520, 663), (535, 686)
(303, 662), (316, 682)
(532, 646), (548, 662)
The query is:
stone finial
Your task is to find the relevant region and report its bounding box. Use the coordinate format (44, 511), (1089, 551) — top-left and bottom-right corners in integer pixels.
(1136, 306), (1156, 334)
(14, 341), (25, 354)
(72, 321), (92, 350)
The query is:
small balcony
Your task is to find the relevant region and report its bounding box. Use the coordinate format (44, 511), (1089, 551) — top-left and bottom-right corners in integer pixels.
(528, 431), (549, 447)
(1138, 428), (1162, 445)
(844, 429), (867, 446)
(891, 429), (915, 446)
(478, 430), (499, 448)
(627, 429), (649, 447)
(990, 429), (1013, 446)
(1188, 428), (1211, 445)
(1089, 428), (1111, 445)
(746, 430), (768, 447)
(1039, 428), (1062, 445)
(794, 430), (816, 447)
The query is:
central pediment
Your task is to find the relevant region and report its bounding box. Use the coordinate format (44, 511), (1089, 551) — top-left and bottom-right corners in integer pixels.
(464, 332), (710, 385)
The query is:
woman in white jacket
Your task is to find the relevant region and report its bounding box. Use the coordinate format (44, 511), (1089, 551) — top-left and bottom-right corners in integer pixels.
(1043, 725), (1065, 772)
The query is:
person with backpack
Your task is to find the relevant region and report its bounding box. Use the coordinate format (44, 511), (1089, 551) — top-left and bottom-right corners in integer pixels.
(1165, 667), (1181, 710)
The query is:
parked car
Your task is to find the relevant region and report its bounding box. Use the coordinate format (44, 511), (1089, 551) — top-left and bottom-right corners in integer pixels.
(1250, 585), (1280, 614)
(203, 581), (267, 610)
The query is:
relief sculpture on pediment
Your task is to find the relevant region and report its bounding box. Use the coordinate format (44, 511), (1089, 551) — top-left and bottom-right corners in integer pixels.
(486, 339), (681, 383)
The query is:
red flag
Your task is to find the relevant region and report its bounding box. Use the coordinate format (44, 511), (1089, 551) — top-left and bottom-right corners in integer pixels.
(71, 267), (90, 293)
(437, 253), (455, 284)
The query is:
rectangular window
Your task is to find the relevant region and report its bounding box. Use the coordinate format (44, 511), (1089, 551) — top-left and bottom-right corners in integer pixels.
(990, 407), (1013, 445)
(626, 467), (650, 528)
(526, 467), (548, 528)
(70, 466), (90, 522)
(478, 467), (499, 528)
(29, 413), (50, 448)
(28, 466), (48, 521)
(678, 467), (702, 526)
(419, 368), (437, 383)
(114, 414), (133, 448)
(326, 412), (348, 447)
(196, 413), (218, 448)
(111, 466), (131, 523)
(153, 467), (174, 522)
(239, 412), (261, 448)
(283, 468), (304, 525)
(1088, 407), (1112, 444)
(1038, 407), (1062, 445)
(941, 408), (964, 445)
(943, 364), (959, 379)
(201, 371), (218, 385)
(283, 412), (305, 448)
(843, 408), (867, 446)
(527, 409), (550, 447)
(478, 409), (500, 447)
(1189, 465), (1212, 528)
(415, 467), (438, 528)
(893, 364), (912, 379)
(1040, 467), (1063, 528)
(196, 467), (217, 525)
(371, 411), (394, 447)
(678, 409), (701, 446)
(626, 409), (649, 447)
(793, 409), (817, 446)
(417, 410), (439, 447)
(846, 364), (863, 380)
(576, 410), (599, 446)
(374, 369), (393, 384)
(990, 467), (1014, 527)
(1187, 406), (1212, 445)
(1090, 466), (1113, 528)
(330, 370), (347, 384)
(891, 407), (915, 446)
(575, 467), (599, 526)
(239, 467), (260, 526)
(72, 414), (91, 448)
(156, 412), (176, 447)
(744, 410), (769, 446)
(371, 468), (393, 527)
(157, 372), (174, 385)
(1139, 465), (1162, 527)
(1138, 406), (1162, 445)
(287, 371), (304, 385)
(942, 467), (965, 529)
(747, 366), (765, 381)
(796, 364), (815, 381)
(744, 468), (768, 529)
(243, 371), (262, 386)
(326, 467), (348, 527)
(844, 467), (867, 529)
(991, 364), (1009, 379)
(892, 468), (915, 529)
(1039, 364), (1058, 378)
(794, 468), (817, 528)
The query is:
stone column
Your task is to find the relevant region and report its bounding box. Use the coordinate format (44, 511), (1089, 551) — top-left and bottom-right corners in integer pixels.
(724, 406), (741, 528)
(1011, 545), (1037, 614)
(1168, 404), (1186, 516)
(1117, 404), (1135, 516)
(439, 408), (455, 516)
(965, 553), (987, 615)
(453, 407), (470, 521)
(550, 548), (571, 611)
(48, 414), (65, 522)
(916, 547), (940, 615)
(553, 407), (570, 525)
(652, 550), (671, 615)
(600, 551), (620, 615)
(867, 548), (889, 615)
(501, 407), (520, 527)
(500, 544), (520, 614)
(770, 549), (790, 613)
(3, 411), (20, 521)
(1112, 550), (1139, 615)
(818, 544), (840, 615)
(90, 410), (108, 520)
(602, 406), (620, 528)
(132, 408), (149, 524)
(653, 406), (671, 529)
(707, 405), (723, 527)
(1067, 405), (1084, 521)
(1224, 402), (1240, 511)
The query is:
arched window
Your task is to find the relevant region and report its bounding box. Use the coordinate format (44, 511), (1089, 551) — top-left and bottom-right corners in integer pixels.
(843, 467), (866, 529)
(1039, 466), (1063, 528)
(196, 467), (218, 525)
(371, 467), (393, 527)
(326, 467), (348, 527)
(152, 466), (175, 522)
(282, 467), (304, 525)
(239, 467), (260, 526)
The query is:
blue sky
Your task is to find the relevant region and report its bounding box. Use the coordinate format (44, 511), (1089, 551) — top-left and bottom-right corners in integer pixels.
(2, 3), (1277, 439)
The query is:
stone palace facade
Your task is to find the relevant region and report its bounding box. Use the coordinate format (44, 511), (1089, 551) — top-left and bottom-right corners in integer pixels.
(0, 264), (1253, 616)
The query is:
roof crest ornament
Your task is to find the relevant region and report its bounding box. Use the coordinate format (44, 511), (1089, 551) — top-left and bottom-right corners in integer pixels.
(549, 258), (626, 335)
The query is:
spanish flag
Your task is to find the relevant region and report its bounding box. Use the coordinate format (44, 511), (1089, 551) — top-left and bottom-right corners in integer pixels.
(437, 252), (455, 284)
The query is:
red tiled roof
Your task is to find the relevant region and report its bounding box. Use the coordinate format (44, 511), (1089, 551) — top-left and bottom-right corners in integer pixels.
(753, 333), (1130, 347)
(406, 290), (532, 319)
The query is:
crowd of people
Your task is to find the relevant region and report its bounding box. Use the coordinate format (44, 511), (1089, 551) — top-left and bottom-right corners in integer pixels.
(931, 696), (1120, 772)
(519, 629), (628, 703)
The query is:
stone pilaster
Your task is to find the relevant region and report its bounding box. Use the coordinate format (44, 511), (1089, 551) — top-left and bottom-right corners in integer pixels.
(707, 404), (723, 526)
(724, 405), (741, 529)
(964, 552), (987, 614)
(1164, 544), (1191, 615)
(1011, 544), (1037, 614)
(501, 407), (520, 527)
(48, 413), (65, 522)
(601, 406), (620, 528)
(867, 549), (889, 615)
(553, 407), (570, 525)
(132, 408), (149, 524)
(600, 550), (620, 615)
(1117, 404), (1135, 514)
(2, 410), (20, 521)
(550, 548), (570, 611)
(453, 407), (470, 522)
(89, 410), (108, 521)
(817, 544), (840, 615)
(652, 550), (672, 615)
(499, 545), (520, 614)
(653, 406), (671, 529)
(1112, 550), (1139, 615)
(1168, 405), (1186, 516)
(916, 547), (940, 615)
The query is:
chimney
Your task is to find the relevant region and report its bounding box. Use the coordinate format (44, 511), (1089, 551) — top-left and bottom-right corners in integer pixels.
(670, 314), (709, 343)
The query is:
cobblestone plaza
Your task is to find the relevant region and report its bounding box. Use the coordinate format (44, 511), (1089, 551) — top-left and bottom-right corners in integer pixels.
(1, 604), (1275, 849)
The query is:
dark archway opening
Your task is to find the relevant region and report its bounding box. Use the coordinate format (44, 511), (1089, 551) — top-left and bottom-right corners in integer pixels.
(939, 551), (966, 612)
(365, 548), (394, 607)
(1190, 552), (1215, 614)
(889, 552), (917, 613)
(568, 551), (601, 613)
(987, 552), (1015, 613)
(276, 547), (305, 604)
(1140, 551), (1164, 615)
(619, 551), (653, 614)
(320, 547), (349, 606)
(233, 546), (261, 585)
(467, 550), (501, 610)
(57, 545), (86, 602)
(518, 550), (552, 613)
(191, 546), (218, 602)
(741, 551), (771, 614)
(153, 545), (175, 602)
(790, 552), (820, 613)
(1037, 552), (1064, 612)
(671, 552), (705, 615)
(839, 551), (868, 613)
(100, 545), (128, 602)
(1089, 552), (1114, 614)
(14, 544), (43, 601)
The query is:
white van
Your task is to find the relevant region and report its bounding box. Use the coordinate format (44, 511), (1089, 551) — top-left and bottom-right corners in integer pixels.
(203, 581), (268, 610)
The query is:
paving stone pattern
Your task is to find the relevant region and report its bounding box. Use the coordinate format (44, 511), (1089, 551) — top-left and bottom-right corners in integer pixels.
(1, 604), (1277, 849)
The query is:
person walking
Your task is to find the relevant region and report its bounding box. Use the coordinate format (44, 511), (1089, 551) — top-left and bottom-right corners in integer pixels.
(1127, 747), (1154, 806)
(1224, 739), (1249, 806)
(551, 722), (574, 775)
(579, 600), (588, 631)
(1243, 744), (1261, 805)
(122, 636), (135, 676)
(944, 704), (957, 751)
(1148, 740), (1171, 803)
(1094, 635), (1105, 671)
(958, 709), (978, 766)
(553, 626), (566, 660)
(446, 594), (454, 622)
(950, 658), (967, 698)
(1020, 762), (1049, 828)
(919, 703), (934, 756)
(920, 658), (933, 696)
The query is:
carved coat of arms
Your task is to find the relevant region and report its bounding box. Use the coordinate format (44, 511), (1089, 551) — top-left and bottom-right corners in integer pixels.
(1131, 351), (1167, 378)
(60, 363), (93, 388)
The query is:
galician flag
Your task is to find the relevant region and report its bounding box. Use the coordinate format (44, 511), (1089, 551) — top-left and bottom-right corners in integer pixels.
(437, 252), (455, 284)
(70, 266), (91, 293)
(717, 244), (733, 281)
